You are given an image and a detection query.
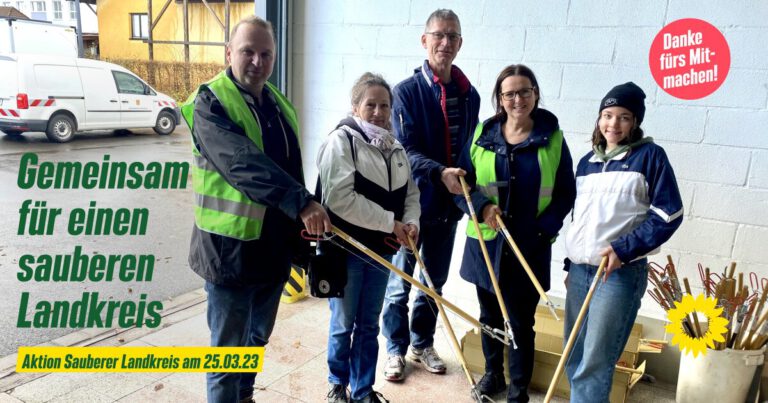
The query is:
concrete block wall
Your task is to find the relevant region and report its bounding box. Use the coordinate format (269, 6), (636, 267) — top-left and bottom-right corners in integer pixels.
(290, 0), (768, 325)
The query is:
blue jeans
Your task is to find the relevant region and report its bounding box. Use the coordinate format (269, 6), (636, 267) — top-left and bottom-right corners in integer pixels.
(205, 280), (284, 403)
(381, 220), (457, 355)
(564, 259), (648, 403)
(327, 253), (391, 400)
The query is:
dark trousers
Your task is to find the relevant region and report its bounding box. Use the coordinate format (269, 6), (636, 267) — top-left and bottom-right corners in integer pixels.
(476, 277), (540, 403)
(205, 278), (285, 403)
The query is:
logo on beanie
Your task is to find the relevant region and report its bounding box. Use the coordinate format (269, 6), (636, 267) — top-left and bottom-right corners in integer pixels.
(604, 98), (618, 107)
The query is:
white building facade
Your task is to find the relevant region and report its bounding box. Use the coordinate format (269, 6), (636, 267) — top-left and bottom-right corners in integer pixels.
(2, 0), (97, 33)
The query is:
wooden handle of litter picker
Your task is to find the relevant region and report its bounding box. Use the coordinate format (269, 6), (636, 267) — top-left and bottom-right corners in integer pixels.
(742, 290), (768, 349)
(406, 235), (478, 387)
(683, 278), (702, 338)
(495, 214), (551, 305)
(331, 226), (483, 330)
(458, 176), (512, 327)
(544, 257), (608, 403)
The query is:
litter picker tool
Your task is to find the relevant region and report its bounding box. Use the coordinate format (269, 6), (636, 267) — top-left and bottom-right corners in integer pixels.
(305, 227), (515, 345)
(400, 235), (492, 403)
(458, 175), (517, 349)
(495, 214), (560, 321)
(544, 256), (608, 403)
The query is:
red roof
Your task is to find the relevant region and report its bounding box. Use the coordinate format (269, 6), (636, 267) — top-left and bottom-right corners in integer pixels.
(0, 6), (29, 19)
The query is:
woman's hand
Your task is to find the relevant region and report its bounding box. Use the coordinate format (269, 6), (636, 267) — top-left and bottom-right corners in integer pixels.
(393, 221), (419, 247)
(481, 204), (502, 230)
(599, 245), (623, 281)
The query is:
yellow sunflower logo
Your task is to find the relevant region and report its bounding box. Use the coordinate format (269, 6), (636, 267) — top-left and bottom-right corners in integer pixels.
(665, 294), (729, 357)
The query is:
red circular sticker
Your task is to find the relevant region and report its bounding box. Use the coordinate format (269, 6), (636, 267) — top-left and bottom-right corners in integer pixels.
(649, 18), (730, 100)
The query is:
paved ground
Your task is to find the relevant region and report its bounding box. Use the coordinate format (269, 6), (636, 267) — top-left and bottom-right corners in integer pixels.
(0, 289), (676, 402)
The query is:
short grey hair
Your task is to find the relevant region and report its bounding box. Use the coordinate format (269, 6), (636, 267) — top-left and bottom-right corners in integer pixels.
(425, 9), (461, 33)
(228, 15), (274, 45)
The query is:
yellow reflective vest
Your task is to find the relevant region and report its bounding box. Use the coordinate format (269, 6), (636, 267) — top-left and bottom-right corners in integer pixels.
(181, 71), (299, 240)
(466, 121), (563, 240)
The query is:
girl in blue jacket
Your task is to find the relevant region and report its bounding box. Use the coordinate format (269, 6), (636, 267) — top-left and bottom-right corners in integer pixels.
(456, 64), (576, 402)
(563, 82), (683, 403)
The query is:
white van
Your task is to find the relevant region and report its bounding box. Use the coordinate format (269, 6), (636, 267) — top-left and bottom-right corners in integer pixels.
(0, 54), (179, 142)
(0, 18), (78, 57)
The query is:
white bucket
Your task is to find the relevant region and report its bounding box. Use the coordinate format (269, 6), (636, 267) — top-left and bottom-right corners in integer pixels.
(676, 347), (765, 403)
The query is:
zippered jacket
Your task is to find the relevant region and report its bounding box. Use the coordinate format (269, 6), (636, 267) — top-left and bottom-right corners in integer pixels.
(565, 140), (683, 266)
(186, 68), (313, 286)
(316, 117), (420, 255)
(391, 61), (480, 222)
(455, 110), (575, 292)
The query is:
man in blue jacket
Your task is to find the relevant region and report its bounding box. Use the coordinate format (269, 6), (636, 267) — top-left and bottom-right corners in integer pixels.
(381, 8), (481, 382)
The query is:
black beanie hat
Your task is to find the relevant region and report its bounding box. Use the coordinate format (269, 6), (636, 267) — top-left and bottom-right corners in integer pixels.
(599, 82), (646, 125)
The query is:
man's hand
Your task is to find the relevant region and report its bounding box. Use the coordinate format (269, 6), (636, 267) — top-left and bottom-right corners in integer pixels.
(299, 201), (332, 235)
(599, 245), (623, 281)
(441, 167), (467, 195)
(481, 204), (502, 230)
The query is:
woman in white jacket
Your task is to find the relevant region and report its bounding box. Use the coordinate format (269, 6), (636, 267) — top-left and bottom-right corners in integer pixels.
(317, 72), (420, 403)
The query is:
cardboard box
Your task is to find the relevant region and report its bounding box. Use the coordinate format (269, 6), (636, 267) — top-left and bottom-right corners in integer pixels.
(461, 305), (644, 402)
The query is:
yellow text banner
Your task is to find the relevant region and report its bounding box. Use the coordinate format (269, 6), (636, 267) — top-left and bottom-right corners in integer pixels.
(16, 346), (264, 372)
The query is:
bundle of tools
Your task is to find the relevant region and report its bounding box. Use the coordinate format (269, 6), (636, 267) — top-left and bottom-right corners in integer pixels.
(646, 256), (768, 350)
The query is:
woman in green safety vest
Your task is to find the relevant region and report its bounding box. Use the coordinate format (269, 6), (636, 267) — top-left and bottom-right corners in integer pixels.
(455, 64), (576, 402)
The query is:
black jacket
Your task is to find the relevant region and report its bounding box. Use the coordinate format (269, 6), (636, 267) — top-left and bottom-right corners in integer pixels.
(188, 70), (313, 286)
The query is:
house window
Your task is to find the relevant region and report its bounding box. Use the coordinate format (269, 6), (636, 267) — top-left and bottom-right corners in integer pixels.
(53, 1), (63, 19)
(69, 1), (76, 19)
(15, 1), (23, 11)
(30, 1), (47, 20)
(130, 13), (149, 40)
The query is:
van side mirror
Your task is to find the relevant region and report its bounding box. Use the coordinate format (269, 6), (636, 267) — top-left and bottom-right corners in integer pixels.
(144, 86), (151, 95)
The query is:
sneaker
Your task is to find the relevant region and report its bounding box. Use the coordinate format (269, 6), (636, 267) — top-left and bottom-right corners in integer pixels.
(383, 354), (405, 381)
(352, 390), (389, 403)
(327, 383), (348, 403)
(476, 371), (506, 396)
(407, 346), (446, 374)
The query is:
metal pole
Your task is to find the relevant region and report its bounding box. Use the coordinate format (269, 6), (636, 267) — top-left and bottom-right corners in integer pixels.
(73, 0), (84, 57)
(183, 0), (189, 87)
(147, 0), (154, 85)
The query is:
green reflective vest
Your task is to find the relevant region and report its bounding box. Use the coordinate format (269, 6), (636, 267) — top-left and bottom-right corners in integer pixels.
(180, 71), (300, 240)
(466, 121), (563, 240)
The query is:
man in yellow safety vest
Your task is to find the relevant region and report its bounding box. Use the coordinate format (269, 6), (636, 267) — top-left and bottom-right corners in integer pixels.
(181, 15), (330, 403)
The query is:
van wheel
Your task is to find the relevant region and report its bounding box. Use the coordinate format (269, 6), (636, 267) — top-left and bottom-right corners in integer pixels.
(46, 114), (76, 143)
(153, 111), (175, 135)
